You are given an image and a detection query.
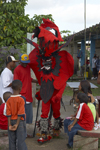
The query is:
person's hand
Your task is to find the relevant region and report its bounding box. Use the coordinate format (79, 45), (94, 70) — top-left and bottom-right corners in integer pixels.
(9, 124), (18, 131)
(70, 114), (75, 117)
(12, 124), (18, 131)
(35, 91), (42, 100)
(52, 95), (61, 103)
(9, 125), (13, 131)
(68, 124), (74, 131)
(9, 125), (16, 131)
(70, 116), (75, 121)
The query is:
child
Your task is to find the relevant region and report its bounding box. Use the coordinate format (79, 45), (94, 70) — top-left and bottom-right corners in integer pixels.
(79, 80), (99, 129)
(0, 92), (12, 130)
(6, 79), (27, 150)
(64, 93), (94, 148)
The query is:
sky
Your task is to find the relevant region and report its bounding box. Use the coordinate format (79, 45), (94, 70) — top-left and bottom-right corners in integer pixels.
(25, 0), (100, 34)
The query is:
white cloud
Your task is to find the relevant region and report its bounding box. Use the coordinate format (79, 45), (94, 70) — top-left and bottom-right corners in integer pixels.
(25, 0), (100, 33)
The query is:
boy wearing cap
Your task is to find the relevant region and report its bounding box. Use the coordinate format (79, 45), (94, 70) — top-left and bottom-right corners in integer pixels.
(0, 56), (18, 103)
(14, 54), (38, 136)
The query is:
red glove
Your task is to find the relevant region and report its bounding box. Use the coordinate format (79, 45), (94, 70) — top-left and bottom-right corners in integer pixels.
(35, 91), (42, 100)
(52, 95), (61, 103)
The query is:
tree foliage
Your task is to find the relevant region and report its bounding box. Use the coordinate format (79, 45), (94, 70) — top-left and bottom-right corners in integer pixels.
(0, 0), (30, 46)
(0, 0), (54, 47)
(0, 0), (55, 73)
(32, 14), (54, 27)
(60, 30), (71, 38)
(0, 46), (21, 73)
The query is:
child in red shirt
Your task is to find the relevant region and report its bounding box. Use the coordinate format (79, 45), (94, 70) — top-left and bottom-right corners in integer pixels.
(0, 92), (12, 130)
(79, 80), (99, 129)
(64, 93), (94, 148)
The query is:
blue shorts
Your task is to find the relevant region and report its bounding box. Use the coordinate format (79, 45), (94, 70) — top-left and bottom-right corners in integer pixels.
(25, 103), (33, 124)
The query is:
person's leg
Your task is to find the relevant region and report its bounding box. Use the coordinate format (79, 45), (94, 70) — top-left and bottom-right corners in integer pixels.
(64, 119), (74, 135)
(25, 103), (33, 124)
(17, 120), (27, 150)
(93, 68), (95, 78)
(8, 120), (16, 150)
(38, 101), (51, 143)
(51, 101), (62, 136)
(25, 103), (33, 137)
(68, 123), (85, 147)
(51, 100), (61, 119)
(41, 100), (51, 118)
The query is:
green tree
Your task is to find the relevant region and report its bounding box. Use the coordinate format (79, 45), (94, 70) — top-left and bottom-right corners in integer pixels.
(0, 0), (33, 47)
(0, 0), (54, 47)
(32, 14), (54, 27)
(0, 1), (55, 73)
(60, 30), (71, 38)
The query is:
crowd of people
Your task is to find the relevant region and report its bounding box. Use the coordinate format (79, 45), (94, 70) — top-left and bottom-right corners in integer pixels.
(0, 54), (37, 150)
(0, 54), (100, 149)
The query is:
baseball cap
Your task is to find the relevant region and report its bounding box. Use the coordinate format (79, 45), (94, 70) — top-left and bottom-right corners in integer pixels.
(6, 56), (18, 65)
(20, 54), (30, 63)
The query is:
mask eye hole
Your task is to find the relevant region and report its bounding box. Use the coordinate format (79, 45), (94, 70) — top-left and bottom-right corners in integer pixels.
(46, 27), (56, 36)
(49, 29), (55, 35)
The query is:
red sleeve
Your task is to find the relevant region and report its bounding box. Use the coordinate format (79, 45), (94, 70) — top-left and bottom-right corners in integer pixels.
(14, 67), (20, 80)
(76, 103), (84, 120)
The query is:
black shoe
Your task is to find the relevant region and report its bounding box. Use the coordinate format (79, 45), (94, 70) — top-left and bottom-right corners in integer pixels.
(66, 144), (72, 149)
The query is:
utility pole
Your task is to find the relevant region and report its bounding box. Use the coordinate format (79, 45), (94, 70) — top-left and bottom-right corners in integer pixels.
(84, 0), (86, 79)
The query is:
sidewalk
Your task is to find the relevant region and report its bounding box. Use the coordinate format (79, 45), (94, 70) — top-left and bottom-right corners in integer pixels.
(0, 95), (74, 150)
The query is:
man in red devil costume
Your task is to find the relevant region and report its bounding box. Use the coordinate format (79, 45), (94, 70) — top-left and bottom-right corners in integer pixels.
(25, 18), (74, 143)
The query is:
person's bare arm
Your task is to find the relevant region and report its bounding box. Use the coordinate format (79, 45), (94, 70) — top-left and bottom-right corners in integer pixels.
(16, 116), (21, 127)
(8, 117), (11, 126)
(97, 72), (100, 84)
(0, 98), (3, 105)
(32, 79), (38, 83)
(68, 118), (78, 131)
(8, 117), (13, 130)
(7, 83), (12, 87)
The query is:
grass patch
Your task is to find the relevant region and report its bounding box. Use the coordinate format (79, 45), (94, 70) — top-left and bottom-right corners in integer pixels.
(63, 86), (73, 96)
(91, 83), (100, 96)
